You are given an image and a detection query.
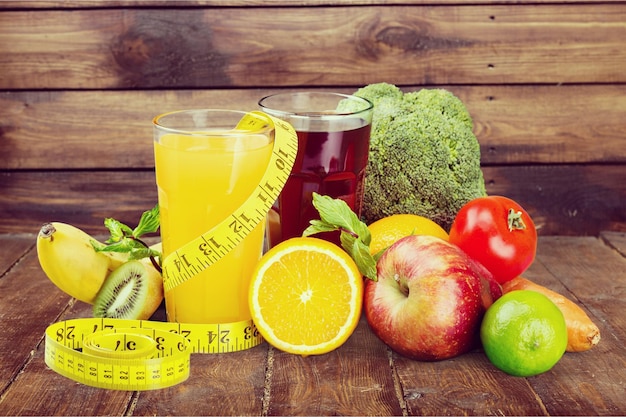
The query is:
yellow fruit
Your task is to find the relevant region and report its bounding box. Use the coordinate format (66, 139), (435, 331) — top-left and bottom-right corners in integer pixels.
(480, 290), (568, 377)
(367, 214), (449, 256)
(249, 237), (363, 356)
(36, 222), (130, 303)
(36, 222), (163, 316)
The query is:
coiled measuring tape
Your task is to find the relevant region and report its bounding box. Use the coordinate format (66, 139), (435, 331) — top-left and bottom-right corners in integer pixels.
(44, 112), (298, 390)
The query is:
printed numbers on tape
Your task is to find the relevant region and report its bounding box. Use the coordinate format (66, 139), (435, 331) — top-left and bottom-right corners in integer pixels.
(45, 317), (263, 390)
(44, 112), (298, 390)
(161, 112), (298, 292)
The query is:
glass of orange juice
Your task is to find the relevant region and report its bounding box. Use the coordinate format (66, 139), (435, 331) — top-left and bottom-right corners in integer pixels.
(152, 110), (274, 326)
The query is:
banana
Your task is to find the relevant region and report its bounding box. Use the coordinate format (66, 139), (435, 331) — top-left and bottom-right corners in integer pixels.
(36, 222), (132, 304)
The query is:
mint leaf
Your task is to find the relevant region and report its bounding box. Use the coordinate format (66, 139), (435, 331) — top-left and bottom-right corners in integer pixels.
(128, 247), (161, 262)
(303, 193), (377, 281)
(89, 238), (108, 252)
(304, 194), (371, 245)
(92, 204), (162, 270)
(133, 205), (160, 237)
(103, 218), (133, 244)
(308, 193), (355, 231)
(340, 232), (377, 281)
(303, 219), (338, 234)
(95, 238), (146, 254)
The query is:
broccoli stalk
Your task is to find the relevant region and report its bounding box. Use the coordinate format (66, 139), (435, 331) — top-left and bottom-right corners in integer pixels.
(353, 83), (487, 231)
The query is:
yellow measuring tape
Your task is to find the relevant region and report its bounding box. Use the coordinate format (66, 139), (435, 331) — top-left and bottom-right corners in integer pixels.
(44, 112), (298, 390)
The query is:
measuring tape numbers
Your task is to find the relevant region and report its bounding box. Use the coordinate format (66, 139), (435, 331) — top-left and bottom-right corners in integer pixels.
(161, 111), (298, 292)
(44, 112), (298, 391)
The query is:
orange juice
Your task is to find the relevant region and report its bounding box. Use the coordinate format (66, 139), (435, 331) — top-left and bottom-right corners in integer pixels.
(153, 111), (273, 324)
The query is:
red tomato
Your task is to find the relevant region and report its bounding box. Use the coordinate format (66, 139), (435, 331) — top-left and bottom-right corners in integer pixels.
(448, 196), (537, 285)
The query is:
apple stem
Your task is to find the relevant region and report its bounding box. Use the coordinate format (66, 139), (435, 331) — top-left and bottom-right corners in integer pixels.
(394, 274), (410, 296)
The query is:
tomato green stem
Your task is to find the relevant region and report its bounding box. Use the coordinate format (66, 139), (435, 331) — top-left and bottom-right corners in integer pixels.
(507, 208), (527, 232)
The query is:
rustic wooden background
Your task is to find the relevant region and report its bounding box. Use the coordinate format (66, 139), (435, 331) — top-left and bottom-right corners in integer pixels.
(1, 0), (624, 236)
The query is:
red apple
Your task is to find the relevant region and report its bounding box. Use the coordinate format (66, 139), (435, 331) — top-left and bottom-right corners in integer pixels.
(365, 234), (502, 361)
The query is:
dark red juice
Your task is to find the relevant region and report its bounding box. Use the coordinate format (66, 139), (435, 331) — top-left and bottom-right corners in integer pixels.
(267, 122), (371, 247)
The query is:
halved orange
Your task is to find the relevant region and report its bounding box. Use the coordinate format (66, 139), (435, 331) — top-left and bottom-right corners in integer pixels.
(248, 237), (363, 356)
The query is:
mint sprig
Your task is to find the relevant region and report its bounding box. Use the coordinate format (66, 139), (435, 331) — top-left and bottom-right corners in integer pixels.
(303, 193), (377, 281)
(91, 204), (162, 270)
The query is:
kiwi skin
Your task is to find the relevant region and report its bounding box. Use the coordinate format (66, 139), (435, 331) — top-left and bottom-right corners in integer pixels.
(93, 259), (164, 320)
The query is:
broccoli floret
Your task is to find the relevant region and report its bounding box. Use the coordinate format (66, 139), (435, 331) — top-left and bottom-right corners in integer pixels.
(354, 83), (487, 231)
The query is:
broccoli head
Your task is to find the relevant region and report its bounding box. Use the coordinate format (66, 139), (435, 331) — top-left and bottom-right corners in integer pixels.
(353, 83), (487, 231)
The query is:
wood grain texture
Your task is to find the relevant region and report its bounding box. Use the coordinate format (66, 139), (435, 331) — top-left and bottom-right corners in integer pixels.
(0, 170), (159, 235)
(525, 237), (626, 415)
(1, 4), (625, 89)
(5, 0), (626, 9)
(394, 352), (549, 415)
(267, 316), (404, 416)
(483, 164), (626, 236)
(1, 234), (624, 415)
(0, 244), (134, 416)
(1, 86), (624, 236)
(0, 234), (33, 274)
(2, 85), (624, 170)
(132, 346), (269, 415)
(0, 236), (45, 393)
(0, 0), (624, 414)
(600, 231), (626, 256)
(0, 1), (624, 235)
(1, 164), (624, 236)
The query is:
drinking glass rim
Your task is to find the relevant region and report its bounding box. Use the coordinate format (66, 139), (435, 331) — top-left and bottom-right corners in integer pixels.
(153, 109), (273, 137)
(258, 92), (374, 120)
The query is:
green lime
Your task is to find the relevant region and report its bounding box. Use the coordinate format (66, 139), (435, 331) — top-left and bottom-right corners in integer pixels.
(480, 290), (567, 377)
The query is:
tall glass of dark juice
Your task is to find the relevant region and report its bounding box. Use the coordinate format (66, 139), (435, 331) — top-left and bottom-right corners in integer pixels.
(259, 92), (374, 247)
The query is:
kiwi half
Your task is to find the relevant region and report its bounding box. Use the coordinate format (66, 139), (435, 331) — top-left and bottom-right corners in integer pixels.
(93, 260), (163, 320)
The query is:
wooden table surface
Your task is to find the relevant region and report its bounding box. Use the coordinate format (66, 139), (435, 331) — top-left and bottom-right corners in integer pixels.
(1, 232), (624, 416)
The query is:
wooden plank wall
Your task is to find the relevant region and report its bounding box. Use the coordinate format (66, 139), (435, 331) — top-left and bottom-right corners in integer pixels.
(1, 0), (625, 236)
